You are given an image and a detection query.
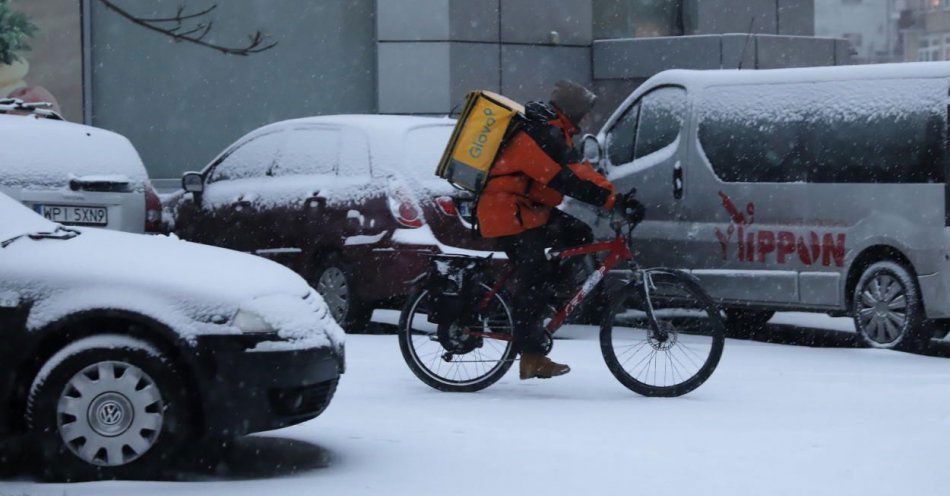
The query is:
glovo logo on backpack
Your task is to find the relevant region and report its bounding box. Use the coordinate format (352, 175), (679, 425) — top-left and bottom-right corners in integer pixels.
(436, 91), (523, 193)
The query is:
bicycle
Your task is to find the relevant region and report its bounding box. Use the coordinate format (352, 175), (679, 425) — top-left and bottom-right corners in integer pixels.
(397, 212), (725, 397)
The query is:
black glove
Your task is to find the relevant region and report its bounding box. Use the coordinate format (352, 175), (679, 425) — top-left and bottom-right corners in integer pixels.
(614, 191), (646, 224)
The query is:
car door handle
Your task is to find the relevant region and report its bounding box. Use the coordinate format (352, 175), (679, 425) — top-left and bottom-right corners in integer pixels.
(672, 160), (683, 200)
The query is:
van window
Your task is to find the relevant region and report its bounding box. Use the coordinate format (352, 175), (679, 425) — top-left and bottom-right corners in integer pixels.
(275, 127), (341, 176)
(605, 102), (640, 166)
(634, 87), (687, 160)
(699, 79), (946, 183)
(210, 131), (286, 182)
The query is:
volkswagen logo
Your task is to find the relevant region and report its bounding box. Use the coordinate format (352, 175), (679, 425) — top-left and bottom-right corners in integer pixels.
(97, 401), (124, 426)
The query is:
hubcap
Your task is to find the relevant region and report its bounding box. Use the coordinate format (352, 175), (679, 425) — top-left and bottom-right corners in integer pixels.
(317, 267), (349, 321)
(57, 361), (164, 467)
(856, 273), (908, 345)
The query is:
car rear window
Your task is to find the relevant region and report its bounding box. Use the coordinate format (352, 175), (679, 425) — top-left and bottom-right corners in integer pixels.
(403, 125), (454, 179)
(698, 78), (947, 184)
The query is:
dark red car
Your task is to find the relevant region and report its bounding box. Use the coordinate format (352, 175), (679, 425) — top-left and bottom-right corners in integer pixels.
(170, 115), (501, 331)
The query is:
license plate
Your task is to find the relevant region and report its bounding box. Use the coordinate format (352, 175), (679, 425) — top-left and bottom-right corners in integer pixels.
(457, 201), (473, 218)
(36, 204), (109, 226)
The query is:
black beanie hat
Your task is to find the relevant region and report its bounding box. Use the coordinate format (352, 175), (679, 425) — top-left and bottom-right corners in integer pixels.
(550, 80), (597, 126)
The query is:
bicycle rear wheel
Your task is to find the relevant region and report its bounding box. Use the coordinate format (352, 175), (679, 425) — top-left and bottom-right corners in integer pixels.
(398, 284), (516, 392)
(600, 270), (725, 397)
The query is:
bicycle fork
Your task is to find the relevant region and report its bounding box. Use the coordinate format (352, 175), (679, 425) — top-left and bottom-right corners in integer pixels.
(638, 269), (667, 340)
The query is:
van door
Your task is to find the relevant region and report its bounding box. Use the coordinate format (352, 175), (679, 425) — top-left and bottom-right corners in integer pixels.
(686, 84), (811, 305)
(601, 86), (689, 267)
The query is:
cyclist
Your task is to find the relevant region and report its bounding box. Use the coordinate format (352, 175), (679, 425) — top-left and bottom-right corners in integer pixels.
(476, 80), (643, 380)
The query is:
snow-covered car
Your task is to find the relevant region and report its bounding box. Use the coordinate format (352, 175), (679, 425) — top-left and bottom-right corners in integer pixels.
(169, 115), (502, 332)
(0, 192), (344, 480)
(0, 100), (163, 234)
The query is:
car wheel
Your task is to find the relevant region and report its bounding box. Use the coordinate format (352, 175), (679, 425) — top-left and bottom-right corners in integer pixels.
(316, 254), (373, 332)
(723, 309), (775, 339)
(26, 335), (190, 481)
(852, 261), (930, 352)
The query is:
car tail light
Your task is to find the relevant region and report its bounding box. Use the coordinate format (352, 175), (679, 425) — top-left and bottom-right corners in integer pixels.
(144, 182), (163, 233)
(387, 186), (424, 228)
(434, 196), (458, 217)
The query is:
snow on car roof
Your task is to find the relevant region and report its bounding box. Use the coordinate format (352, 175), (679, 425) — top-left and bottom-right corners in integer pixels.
(0, 114), (148, 190)
(0, 191), (60, 243)
(602, 61), (950, 135)
(204, 114), (458, 195)
(649, 60), (950, 89)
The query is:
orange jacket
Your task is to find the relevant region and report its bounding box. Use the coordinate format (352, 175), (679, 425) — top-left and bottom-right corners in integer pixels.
(476, 110), (616, 238)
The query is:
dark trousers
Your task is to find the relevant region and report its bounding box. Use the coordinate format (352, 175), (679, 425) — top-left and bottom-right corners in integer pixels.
(497, 209), (593, 353)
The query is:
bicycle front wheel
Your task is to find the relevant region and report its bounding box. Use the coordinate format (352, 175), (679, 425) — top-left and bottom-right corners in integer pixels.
(600, 270), (725, 397)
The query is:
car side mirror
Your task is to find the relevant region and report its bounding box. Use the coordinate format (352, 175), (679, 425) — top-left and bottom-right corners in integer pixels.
(182, 172), (204, 194)
(581, 134), (603, 168)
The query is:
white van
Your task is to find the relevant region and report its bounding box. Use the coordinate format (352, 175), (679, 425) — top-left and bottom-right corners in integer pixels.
(580, 62), (950, 351)
(0, 100), (161, 233)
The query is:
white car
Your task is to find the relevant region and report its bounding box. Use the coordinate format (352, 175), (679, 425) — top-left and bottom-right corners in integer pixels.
(0, 192), (344, 480)
(0, 100), (162, 233)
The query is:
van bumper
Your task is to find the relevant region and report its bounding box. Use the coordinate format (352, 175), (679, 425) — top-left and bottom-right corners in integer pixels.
(919, 272), (950, 319)
(192, 335), (344, 437)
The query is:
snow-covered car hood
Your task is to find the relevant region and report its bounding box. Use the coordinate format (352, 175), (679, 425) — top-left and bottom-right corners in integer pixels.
(1, 194), (343, 349)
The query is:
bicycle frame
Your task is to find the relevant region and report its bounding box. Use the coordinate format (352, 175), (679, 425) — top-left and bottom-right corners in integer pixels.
(469, 233), (634, 341)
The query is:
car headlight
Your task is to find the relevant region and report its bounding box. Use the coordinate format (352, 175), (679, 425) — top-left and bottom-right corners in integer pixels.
(232, 309), (275, 334)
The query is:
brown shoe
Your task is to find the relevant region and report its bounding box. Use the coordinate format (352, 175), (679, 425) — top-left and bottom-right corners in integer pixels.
(519, 352), (570, 380)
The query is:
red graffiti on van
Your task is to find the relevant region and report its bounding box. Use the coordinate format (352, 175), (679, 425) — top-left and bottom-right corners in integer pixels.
(714, 191), (845, 267)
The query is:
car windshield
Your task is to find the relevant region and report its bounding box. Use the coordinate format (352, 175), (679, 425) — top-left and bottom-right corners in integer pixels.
(0, 191), (71, 245)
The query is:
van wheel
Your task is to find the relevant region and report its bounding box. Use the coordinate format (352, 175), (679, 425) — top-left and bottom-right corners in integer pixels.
(723, 309), (775, 339)
(315, 254), (373, 333)
(26, 335), (189, 481)
(852, 261), (929, 352)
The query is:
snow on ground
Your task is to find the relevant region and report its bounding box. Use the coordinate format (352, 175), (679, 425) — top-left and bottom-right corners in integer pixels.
(3, 311), (950, 496)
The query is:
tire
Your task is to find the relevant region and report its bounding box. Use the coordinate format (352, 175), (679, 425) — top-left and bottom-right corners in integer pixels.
(315, 254), (373, 333)
(852, 260), (930, 352)
(26, 335), (190, 481)
(722, 309), (775, 339)
(600, 270), (725, 397)
(398, 284), (516, 392)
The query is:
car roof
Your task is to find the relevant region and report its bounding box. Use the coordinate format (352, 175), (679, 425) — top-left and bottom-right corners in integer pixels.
(600, 61), (950, 135)
(205, 114), (457, 173)
(647, 61), (950, 91)
(250, 114), (455, 141)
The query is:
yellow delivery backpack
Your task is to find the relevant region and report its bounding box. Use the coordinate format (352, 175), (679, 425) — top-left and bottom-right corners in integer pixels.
(435, 90), (524, 193)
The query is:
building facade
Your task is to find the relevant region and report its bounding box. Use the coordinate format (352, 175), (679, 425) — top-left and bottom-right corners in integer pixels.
(900, 0), (950, 61)
(6, 0), (850, 181)
(815, 0), (903, 64)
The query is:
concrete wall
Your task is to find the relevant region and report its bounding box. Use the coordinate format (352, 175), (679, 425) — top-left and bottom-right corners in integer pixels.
(377, 0), (593, 114)
(683, 0), (814, 36)
(593, 33), (849, 80)
(89, 0), (377, 179)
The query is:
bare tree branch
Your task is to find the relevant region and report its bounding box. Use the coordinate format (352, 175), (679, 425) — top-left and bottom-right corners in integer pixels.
(96, 0), (277, 56)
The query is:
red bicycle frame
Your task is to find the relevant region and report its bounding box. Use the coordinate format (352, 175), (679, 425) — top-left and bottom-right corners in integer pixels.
(469, 234), (634, 341)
